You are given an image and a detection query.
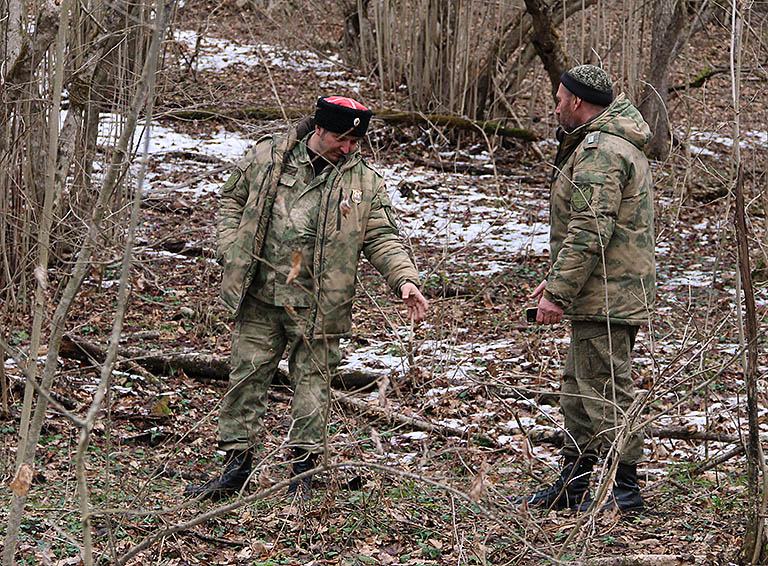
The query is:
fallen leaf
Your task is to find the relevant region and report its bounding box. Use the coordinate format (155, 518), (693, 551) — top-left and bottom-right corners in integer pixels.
(150, 395), (172, 416)
(251, 541), (268, 557)
(482, 290), (494, 309)
(339, 197), (352, 218)
(10, 463), (34, 496)
(286, 250), (302, 285)
(170, 197), (192, 211)
(257, 468), (273, 489)
(468, 459), (490, 502)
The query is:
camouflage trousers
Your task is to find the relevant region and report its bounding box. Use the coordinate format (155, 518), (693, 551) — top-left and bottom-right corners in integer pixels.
(217, 295), (340, 455)
(560, 321), (643, 465)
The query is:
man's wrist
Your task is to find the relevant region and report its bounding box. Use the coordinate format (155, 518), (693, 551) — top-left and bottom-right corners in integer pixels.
(542, 290), (565, 309)
(399, 280), (420, 292)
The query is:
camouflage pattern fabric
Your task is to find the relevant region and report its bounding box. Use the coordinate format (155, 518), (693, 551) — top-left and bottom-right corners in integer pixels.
(560, 321), (643, 464)
(217, 296), (340, 454)
(545, 93), (656, 325)
(249, 135), (324, 307)
(215, 122), (422, 452)
(216, 126), (421, 338)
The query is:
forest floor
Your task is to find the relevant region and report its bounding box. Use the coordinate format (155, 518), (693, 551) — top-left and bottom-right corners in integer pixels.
(1, 1), (767, 565)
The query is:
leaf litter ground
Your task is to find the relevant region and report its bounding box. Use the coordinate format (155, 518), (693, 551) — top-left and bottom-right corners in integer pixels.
(2, 3), (767, 565)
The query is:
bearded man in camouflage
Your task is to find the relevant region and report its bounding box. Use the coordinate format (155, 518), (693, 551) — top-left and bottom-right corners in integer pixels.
(187, 96), (428, 500)
(522, 65), (655, 513)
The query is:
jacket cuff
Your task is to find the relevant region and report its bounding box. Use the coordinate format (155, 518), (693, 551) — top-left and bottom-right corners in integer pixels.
(543, 289), (568, 309)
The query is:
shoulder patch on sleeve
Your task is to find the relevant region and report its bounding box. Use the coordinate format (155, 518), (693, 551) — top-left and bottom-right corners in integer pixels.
(583, 132), (600, 149)
(221, 169), (241, 193)
(571, 182), (593, 212)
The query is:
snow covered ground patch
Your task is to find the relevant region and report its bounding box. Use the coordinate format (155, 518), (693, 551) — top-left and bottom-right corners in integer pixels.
(380, 164), (549, 276)
(686, 126), (767, 157)
(173, 30), (364, 90)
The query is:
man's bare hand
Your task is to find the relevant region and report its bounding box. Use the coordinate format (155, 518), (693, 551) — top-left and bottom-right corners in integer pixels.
(529, 280), (563, 325)
(401, 282), (428, 322)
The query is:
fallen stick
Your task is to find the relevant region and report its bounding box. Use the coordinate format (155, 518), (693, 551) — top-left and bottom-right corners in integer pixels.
(527, 426), (740, 446)
(333, 390), (501, 448)
(691, 444), (746, 476)
(60, 334), (383, 391)
(162, 107), (538, 142)
(571, 555), (706, 566)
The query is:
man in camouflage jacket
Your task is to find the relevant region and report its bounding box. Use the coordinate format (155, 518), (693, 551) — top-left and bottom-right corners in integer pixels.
(187, 96), (428, 500)
(522, 65), (655, 513)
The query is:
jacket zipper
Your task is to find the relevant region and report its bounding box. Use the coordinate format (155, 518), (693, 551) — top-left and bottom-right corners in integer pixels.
(235, 162), (274, 314)
(309, 155), (358, 335)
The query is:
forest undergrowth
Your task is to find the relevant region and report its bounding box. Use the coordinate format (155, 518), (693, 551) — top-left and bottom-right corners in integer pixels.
(1, 1), (766, 564)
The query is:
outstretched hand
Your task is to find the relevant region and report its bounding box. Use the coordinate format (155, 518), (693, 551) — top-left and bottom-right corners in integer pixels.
(401, 282), (428, 322)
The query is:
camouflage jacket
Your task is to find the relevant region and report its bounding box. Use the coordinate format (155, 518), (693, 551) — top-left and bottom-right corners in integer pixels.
(545, 93), (656, 326)
(216, 124), (421, 338)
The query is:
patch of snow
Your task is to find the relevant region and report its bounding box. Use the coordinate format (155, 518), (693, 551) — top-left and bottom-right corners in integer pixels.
(402, 431), (429, 440)
(661, 270), (713, 289)
(172, 30), (365, 90)
(380, 163), (549, 273)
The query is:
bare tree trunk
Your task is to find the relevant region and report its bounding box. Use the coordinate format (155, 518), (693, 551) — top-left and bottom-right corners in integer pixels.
(2, 2), (166, 559)
(74, 6), (168, 561)
(638, 0), (687, 158)
(523, 0), (569, 100)
(474, 0), (596, 119)
(0, 348), (7, 416)
(731, 1), (765, 560)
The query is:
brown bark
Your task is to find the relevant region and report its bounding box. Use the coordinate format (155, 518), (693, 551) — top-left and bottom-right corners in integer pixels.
(638, 0), (706, 159)
(475, 0), (596, 118)
(735, 164), (765, 562)
(164, 107), (539, 142)
(2, 0), (59, 102)
(59, 334), (383, 391)
(523, 0), (569, 101)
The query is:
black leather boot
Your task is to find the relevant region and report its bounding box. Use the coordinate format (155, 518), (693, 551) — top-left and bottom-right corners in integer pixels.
(517, 455), (595, 510)
(185, 449), (252, 501)
(602, 462), (643, 513)
(286, 448), (317, 499)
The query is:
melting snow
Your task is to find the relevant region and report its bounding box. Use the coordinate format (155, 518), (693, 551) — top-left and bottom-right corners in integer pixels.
(55, 29), (754, 453)
(173, 30), (364, 90)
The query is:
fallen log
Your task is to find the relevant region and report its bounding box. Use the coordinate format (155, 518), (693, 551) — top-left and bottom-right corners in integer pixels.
(333, 391), (501, 448)
(59, 334), (383, 391)
(526, 425), (740, 446)
(377, 109), (538, 141)
(152, 239), (216, 259)
(60, 334), (161, 386)
(163, 107), (538, 142)
(570, 555), (706, 566)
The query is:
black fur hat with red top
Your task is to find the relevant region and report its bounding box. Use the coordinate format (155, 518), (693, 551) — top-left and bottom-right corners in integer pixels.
(314, 96), (372, 138)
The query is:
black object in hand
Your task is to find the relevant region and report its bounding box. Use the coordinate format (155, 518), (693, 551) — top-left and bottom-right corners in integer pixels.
(526, 307), (538, 323)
